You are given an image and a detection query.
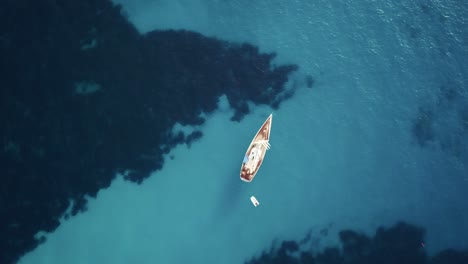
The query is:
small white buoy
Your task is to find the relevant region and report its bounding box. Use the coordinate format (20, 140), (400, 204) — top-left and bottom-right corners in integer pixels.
(250, 196), (260, 207)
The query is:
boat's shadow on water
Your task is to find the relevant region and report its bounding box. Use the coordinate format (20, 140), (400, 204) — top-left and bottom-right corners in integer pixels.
(212, 168), (248, 222)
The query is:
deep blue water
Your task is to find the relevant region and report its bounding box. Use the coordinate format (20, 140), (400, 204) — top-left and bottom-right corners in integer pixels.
(1, 0), (467, 263)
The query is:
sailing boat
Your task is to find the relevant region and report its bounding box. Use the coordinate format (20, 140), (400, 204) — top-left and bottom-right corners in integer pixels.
(240, 114), (273, 182)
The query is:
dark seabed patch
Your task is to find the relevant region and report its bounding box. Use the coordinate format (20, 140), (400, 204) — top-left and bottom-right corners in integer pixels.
(245, 222), (468, 264)
(411, 81), (468, 159)
(0, 1), (298, 263)
(412, 107), (435, 147)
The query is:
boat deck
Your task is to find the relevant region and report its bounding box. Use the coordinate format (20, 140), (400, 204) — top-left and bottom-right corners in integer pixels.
(240, 116), (272, 182)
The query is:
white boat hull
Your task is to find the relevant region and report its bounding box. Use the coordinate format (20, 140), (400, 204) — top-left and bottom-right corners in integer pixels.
(240, 114), (272, 182)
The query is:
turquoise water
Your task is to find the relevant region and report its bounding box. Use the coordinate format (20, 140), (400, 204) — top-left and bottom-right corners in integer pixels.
(19, 0), (467, 263)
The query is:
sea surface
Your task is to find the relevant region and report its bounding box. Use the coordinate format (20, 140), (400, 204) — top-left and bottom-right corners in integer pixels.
(16, 0), (468, 263)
